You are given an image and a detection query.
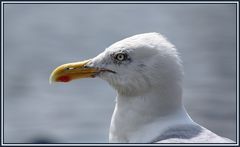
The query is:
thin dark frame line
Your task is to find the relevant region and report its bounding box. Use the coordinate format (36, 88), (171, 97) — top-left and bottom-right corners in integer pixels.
(1, 1), (238, 145)
(1, 1), (4, 146)
(236, 1), (239, 145)
(1, 3), (238, 4)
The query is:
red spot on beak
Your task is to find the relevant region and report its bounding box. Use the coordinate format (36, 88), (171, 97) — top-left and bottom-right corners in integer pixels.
(57, 76), (71, 82)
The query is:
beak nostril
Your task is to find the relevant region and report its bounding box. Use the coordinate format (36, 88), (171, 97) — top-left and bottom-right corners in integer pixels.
(65, 67), (75, 70)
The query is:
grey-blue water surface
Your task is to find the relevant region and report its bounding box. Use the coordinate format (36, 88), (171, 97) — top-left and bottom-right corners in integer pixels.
(4, 3), (236, 143)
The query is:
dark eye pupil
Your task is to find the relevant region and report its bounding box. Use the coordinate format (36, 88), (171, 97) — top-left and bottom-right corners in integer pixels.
(116, 54), (125, 61)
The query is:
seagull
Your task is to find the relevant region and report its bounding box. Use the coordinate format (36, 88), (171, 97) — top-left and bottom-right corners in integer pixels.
(50, 33), (234, 143)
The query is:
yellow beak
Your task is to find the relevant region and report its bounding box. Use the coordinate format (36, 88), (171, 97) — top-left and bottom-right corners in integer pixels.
(49, 59), (100, 83)
(49, 60), (116, 83)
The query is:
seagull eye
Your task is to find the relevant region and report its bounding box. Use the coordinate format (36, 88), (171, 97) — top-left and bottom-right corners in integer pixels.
(115, 53), (127, 61)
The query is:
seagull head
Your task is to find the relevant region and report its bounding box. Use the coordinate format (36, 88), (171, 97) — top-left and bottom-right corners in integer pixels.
(50, 33), (183, 97)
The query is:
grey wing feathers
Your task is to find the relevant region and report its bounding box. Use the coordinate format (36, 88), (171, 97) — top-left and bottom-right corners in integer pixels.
(154, 124), (234, 143)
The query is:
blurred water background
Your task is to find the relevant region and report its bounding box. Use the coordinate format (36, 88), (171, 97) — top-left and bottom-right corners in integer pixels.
(3, 3), (236, 143)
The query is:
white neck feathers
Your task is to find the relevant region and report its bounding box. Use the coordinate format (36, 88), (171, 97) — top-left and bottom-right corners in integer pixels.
(109, 88), (194, 143)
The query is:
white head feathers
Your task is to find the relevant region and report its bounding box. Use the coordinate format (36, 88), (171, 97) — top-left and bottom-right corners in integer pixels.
(89, 32), (184, 97)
